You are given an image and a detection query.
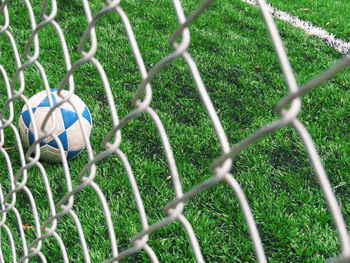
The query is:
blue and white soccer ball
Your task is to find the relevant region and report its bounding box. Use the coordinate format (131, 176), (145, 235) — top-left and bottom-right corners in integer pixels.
(18, 89), (92, 162)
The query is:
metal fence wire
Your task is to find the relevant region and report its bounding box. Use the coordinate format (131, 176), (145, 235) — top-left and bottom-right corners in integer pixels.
(0, 0), (350, 262)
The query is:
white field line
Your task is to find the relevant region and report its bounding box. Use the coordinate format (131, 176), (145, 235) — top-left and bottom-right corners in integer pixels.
(242, 0), (350, 54)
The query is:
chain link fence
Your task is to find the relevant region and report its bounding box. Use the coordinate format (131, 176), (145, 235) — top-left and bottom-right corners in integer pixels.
(0, 0), (349, 262)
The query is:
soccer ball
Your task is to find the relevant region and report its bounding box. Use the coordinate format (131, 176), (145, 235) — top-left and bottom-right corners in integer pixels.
(18, 89), (92, 162)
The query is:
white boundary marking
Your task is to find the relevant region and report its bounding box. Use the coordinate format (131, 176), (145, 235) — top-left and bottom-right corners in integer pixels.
(242, 0), (350, 54)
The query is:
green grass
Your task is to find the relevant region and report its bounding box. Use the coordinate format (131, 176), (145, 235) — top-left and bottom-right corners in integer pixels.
(0, 0), (350, 262)
(267, 0), (350, 40)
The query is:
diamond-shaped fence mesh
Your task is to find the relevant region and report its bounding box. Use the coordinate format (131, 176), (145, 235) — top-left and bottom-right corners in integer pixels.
(0, 0), (349, 262)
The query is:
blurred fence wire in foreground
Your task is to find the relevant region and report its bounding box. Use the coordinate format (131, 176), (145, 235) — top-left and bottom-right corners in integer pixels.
(0, 0), (350, 262)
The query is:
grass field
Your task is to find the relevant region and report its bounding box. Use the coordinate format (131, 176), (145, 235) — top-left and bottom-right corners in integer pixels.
(0, 0), (350, 262)
(267, 0), (350, 39)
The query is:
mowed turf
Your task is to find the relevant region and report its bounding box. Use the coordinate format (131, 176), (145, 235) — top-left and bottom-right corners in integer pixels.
(0, 0), (349, 262)
(267, 0), (350, 40)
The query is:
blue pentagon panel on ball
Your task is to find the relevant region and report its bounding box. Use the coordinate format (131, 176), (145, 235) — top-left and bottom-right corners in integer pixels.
(37, 92), (58, 107)
(82, 107), (92, 125)
(47, 132), (69, 151)
(67, 149), (83, 160)
(21, 108), (37, 128)
(60, 108), (78, 129)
